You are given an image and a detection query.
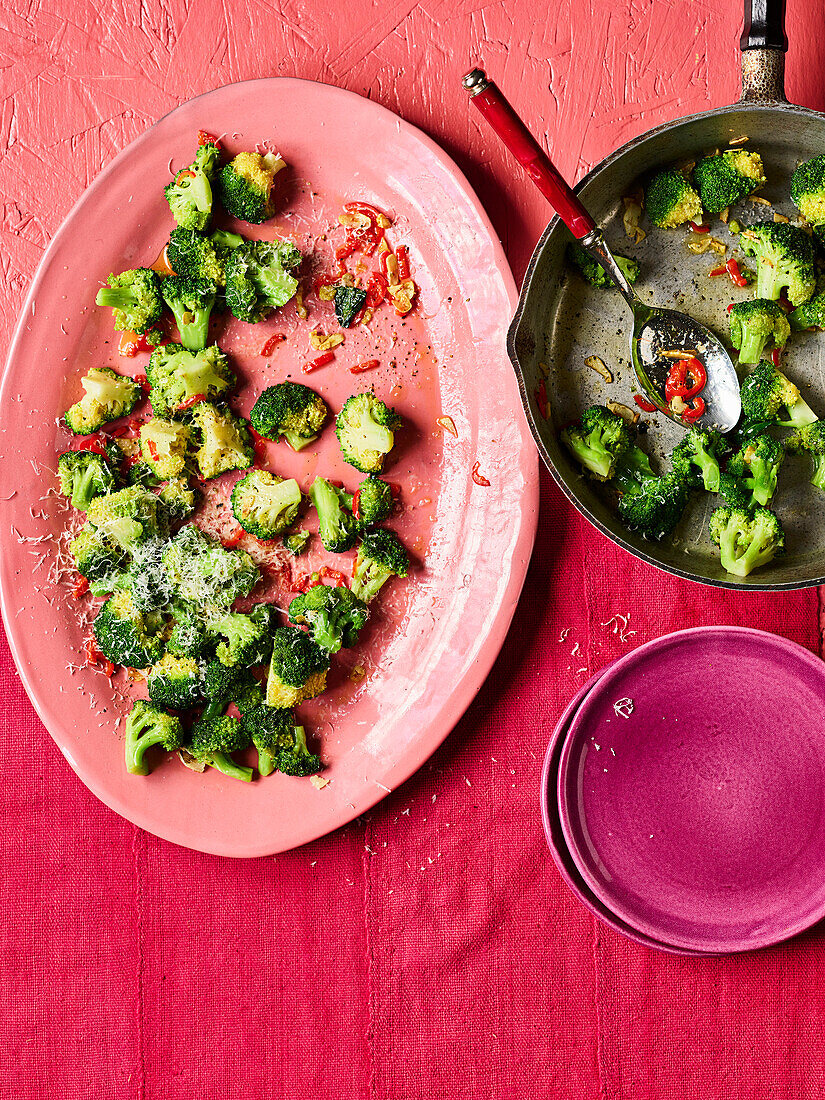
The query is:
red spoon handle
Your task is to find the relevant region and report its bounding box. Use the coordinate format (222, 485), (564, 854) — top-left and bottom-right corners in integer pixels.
(467, 75), (595, 240)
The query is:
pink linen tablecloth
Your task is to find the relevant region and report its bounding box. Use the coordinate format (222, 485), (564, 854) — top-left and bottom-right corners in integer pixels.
(3, 1), (825, 1096)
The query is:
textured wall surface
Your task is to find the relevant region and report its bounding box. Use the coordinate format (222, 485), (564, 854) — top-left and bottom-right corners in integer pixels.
(3, 1), (825, 1097)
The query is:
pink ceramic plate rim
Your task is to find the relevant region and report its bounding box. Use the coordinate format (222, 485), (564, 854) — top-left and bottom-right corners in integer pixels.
(0, 78), (539, 856)
(556, 626), (825, 953)
(539, 665), (710, 957)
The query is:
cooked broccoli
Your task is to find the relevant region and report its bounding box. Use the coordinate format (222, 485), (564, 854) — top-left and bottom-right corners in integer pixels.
(617, 472), (691, 541)
(233, 676), (265, 716)
(200, 658), (248, 717)
(336, 393), (402, 474)
(740, 222), (816, 305)
(740, 361), (819, 427)
(162, 524), (260, 610)
(283, 530), (311, 555)
(147, 652), (203, 710)
(69, 524), (126, 581)
(93, 588), (165, 668)
(166, 228), (225, 285)
(95, 268), (163, 334)
(354, 474), (394, 526)
(645, 169), (703, 228)
(727, 433), (784, 506)
(693, 150), (766, 214)
(124, 699), (184, 776)
(241, 704), (321, 777)
(85, 485), (161, 551)
(57, 449), (118, 511)
(670, 427), (726, 492)
(709, 506), (785, 577)
(566, 242), (639, 287)
(230, 469), (302, 539)
(728, 299), (791, 365)
(350, 529), (409, 602)
(146, 343), (235, 417)
(561, 405), (634, 481)
(288, 584), (368, 654)
(250, 381), (329, 451)
(611, 444), (657, 494)
(223, 239), (302, 322)
(789, 279), (825, 330)
(791, 154), (825, 226)
(265, 626), (329, 709)
(188, 715), (253, 782)
(211, 229), (245, 250)
(164, 142), (221, 231)
(156, 477), (198, 523)
(218, 151), (287, 223)
(167, 608), (212, 660)
(785, 420), (825, 489)
(334, 285), (368, 327)
(309, 476), (358, 552)
(208, 604), (275, 667)
(160, 276), (217, 351)
(64, 368), (142, 435)
(717, 472), (753, 509)
(122, 539), (173, 611)
(190, 402), (254, 480)
(139, 418), (191, 480)
(125, 459), (162, 488)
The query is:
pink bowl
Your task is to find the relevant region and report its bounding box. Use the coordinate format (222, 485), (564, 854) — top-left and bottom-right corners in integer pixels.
(557, 627), (825, 954)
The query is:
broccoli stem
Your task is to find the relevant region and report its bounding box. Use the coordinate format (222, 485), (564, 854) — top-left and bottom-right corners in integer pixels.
(812, 455), (825, 490)
(208, 752), (254, 782)
(564, 436), (612, 479)
(257, 747), (275, 776)
(72, 465), (99, 511)
(170, 303), (211, 351)
(779, 397), (819, 428)
(694, 451), (721, 492)
(126, 731), (168, 776)
(737, 330), (768, 366)
(96, 287), (138, 310)
(284, 429), (317, 452)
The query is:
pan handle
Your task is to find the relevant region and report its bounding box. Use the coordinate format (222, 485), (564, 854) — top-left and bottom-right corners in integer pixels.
(740, 0), (787, 103)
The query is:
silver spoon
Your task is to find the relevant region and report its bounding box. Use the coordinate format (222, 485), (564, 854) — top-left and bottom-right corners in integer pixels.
(462, 67), (742, 434)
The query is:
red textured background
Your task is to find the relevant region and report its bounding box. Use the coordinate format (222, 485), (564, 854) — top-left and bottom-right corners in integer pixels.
(3, 1), (825, 1097)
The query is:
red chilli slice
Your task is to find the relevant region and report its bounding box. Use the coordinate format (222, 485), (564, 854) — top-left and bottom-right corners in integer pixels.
(472, 462), (491, 487)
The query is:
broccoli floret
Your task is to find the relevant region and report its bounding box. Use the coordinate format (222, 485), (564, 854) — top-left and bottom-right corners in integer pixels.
(146, 343), (235, 417)
(223, 239), (302, 322)
(139, 418), (191, 480)
(121, 539), (173, 611)
(190, 403), (254, 480)
(334, 285), (368, 327)
(57, 449), (118, 511)
(250, 381), (329, 450)
(241, 704), (321, 777)
(125, 459), (162, 488)
(166, 228), (225, 285)
(211, 229), (245, 250)
(156, 478), (199, 523)
(167, 608), (212, 660)
(709, 506), (785, 577)
(353, 474), (394, 526)
(645, 169), (703, 228)
(617, 472), (691, 541)
(147, 652), (203, 710)
(93, 588), (165, 668)
(336, 393), (402, 474)
(69, 524), (126, 581)
(727, 433), (784, 506)
(789, 278), (825, 330)
(265, 626), (329, 709)
(124, 699), (184, 776)
(670, 427), (726, 491)
(164, 142), (221, 231)
(160, 276), (217, 351)
(728, 299), (791, 365)
(739, 222), (816, 305)
(162, 524), (260, 610)
(230, 469), (302, 539)
(188, 715), (253, 782)
(309, 476), (358, 552)
(95, 268), (163, 334)
(740, 361), (819, 427)
(791, 154), (825, 226)
(208, 604), (275, 668)
(693, 150), (766, 214)
(233, 676), (265, 716)
(283, 530), (311, 555)
(717, 472), (753, 509)
(64, 368), (142, 435)
(350, 529), (409, 602)
(217, 151), (287, 223)
(288, 584), (368, 654)
(566, 242), (640, 287)
(561, 404), (634, 481)
(785, 420), (825, 489)
(85, 485), (160, 551)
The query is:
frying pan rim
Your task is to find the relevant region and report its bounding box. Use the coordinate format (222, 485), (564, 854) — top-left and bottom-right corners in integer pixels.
(508, 100), (825, 591)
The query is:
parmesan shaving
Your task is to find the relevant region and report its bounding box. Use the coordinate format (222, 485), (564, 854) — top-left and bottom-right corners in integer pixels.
(310, 775), (330, 790)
